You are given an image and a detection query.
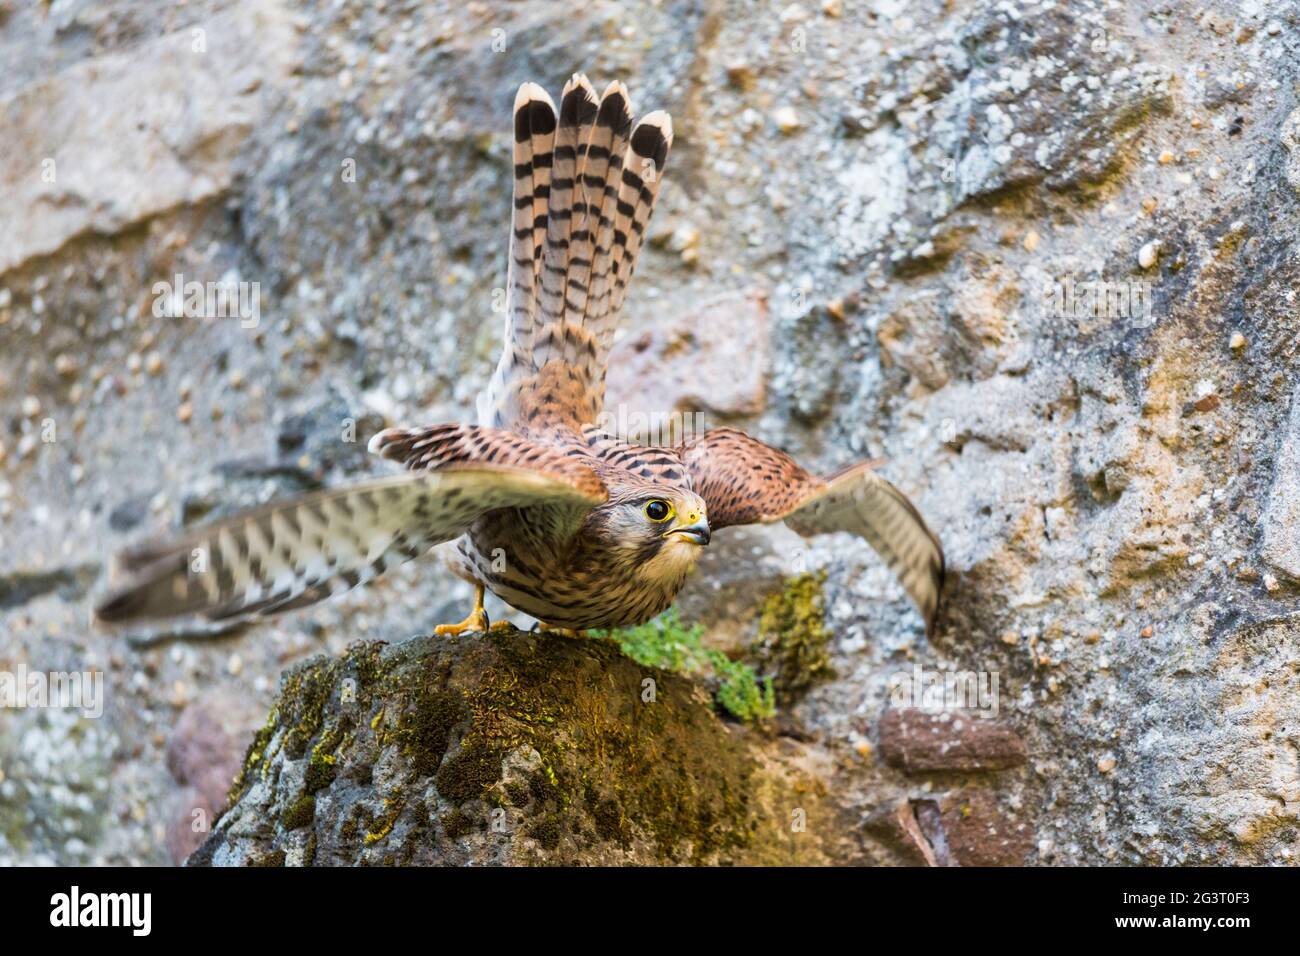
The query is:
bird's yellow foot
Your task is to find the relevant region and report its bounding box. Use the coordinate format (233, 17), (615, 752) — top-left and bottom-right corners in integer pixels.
(434, 609), (489, 636)
(487, 619), (515, 633)
(539, 622), (586, 638)
(435, 584), (489, 635)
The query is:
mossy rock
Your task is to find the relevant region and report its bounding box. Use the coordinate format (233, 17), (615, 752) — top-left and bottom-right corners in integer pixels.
(188, 627), (840, 866)
(755, 573), (836, 705)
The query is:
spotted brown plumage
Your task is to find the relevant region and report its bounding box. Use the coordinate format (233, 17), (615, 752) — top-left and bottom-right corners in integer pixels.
(94, 73), (944, 638)
(680, 429), (945, 635)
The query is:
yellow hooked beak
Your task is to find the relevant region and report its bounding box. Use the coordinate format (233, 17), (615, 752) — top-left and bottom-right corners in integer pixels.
(666, 512), (710, 546)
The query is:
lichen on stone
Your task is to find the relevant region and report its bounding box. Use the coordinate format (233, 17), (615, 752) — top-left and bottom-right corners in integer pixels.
(754, 573), (835, 705)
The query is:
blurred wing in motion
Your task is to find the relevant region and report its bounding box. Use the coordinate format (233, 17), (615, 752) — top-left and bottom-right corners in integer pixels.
(95, 463), (606, 629)
(680, 428), (945, 635)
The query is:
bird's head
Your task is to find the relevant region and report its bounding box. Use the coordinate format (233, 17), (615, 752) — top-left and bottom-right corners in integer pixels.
(577, 485), (710, 582)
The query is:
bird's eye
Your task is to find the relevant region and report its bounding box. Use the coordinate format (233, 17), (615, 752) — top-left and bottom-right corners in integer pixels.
(644, 499), (673, 522)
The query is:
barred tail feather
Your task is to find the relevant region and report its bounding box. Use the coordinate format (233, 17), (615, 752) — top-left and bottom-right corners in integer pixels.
(480, 75), (672, 431)
(532, 73), (599, 369)
(595, 110), (672, 405)
(576, 83), (634, 394)
(609, 111), (673, 320)
(480, 83), (556, 427)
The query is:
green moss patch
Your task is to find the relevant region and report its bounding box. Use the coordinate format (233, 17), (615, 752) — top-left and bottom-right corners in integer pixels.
(281, 793), (316, 831)
(435, 737), (504, 804)
(398, 687), (467, 778)
(755, 573), (835, 705)
(440, 807), (479, 839)
(249, 849), (286, 868)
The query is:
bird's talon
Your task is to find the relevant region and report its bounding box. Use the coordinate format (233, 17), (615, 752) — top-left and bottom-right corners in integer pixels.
(539, 622), (586, 638)
(434, 584), (489, 635)
(434, 610), (489, 636)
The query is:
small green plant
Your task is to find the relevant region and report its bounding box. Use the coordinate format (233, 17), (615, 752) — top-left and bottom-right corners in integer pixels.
(604, 607), (705, 673)
(599, 609), (775, 724)
(706, 649), (776, 725)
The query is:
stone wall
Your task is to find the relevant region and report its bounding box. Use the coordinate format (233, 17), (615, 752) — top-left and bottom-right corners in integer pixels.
(1, 0), (1297, 865)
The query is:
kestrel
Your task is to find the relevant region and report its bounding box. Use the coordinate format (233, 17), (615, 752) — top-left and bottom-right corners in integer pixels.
(95, 75), (945, 637)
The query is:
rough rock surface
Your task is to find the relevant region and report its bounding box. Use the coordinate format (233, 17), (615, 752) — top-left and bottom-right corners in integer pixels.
(3, 0), (1300, 865)
(192, 627), (844, 866)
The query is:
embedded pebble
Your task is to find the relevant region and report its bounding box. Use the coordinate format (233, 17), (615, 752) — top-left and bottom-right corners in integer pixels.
(1138, 240), (1160, 269)
(773, 106), (802, 134)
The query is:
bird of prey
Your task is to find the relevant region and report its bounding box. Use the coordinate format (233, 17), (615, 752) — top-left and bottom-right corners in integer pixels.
(95, 74), (945, 637)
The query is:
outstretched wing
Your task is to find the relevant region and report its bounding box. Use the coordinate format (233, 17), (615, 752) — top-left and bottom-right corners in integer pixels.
(368, 420), (604, 539)
(680, 428), (945, 635)
(368, 421), (601, 487)
(96, 431), (605, 628)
